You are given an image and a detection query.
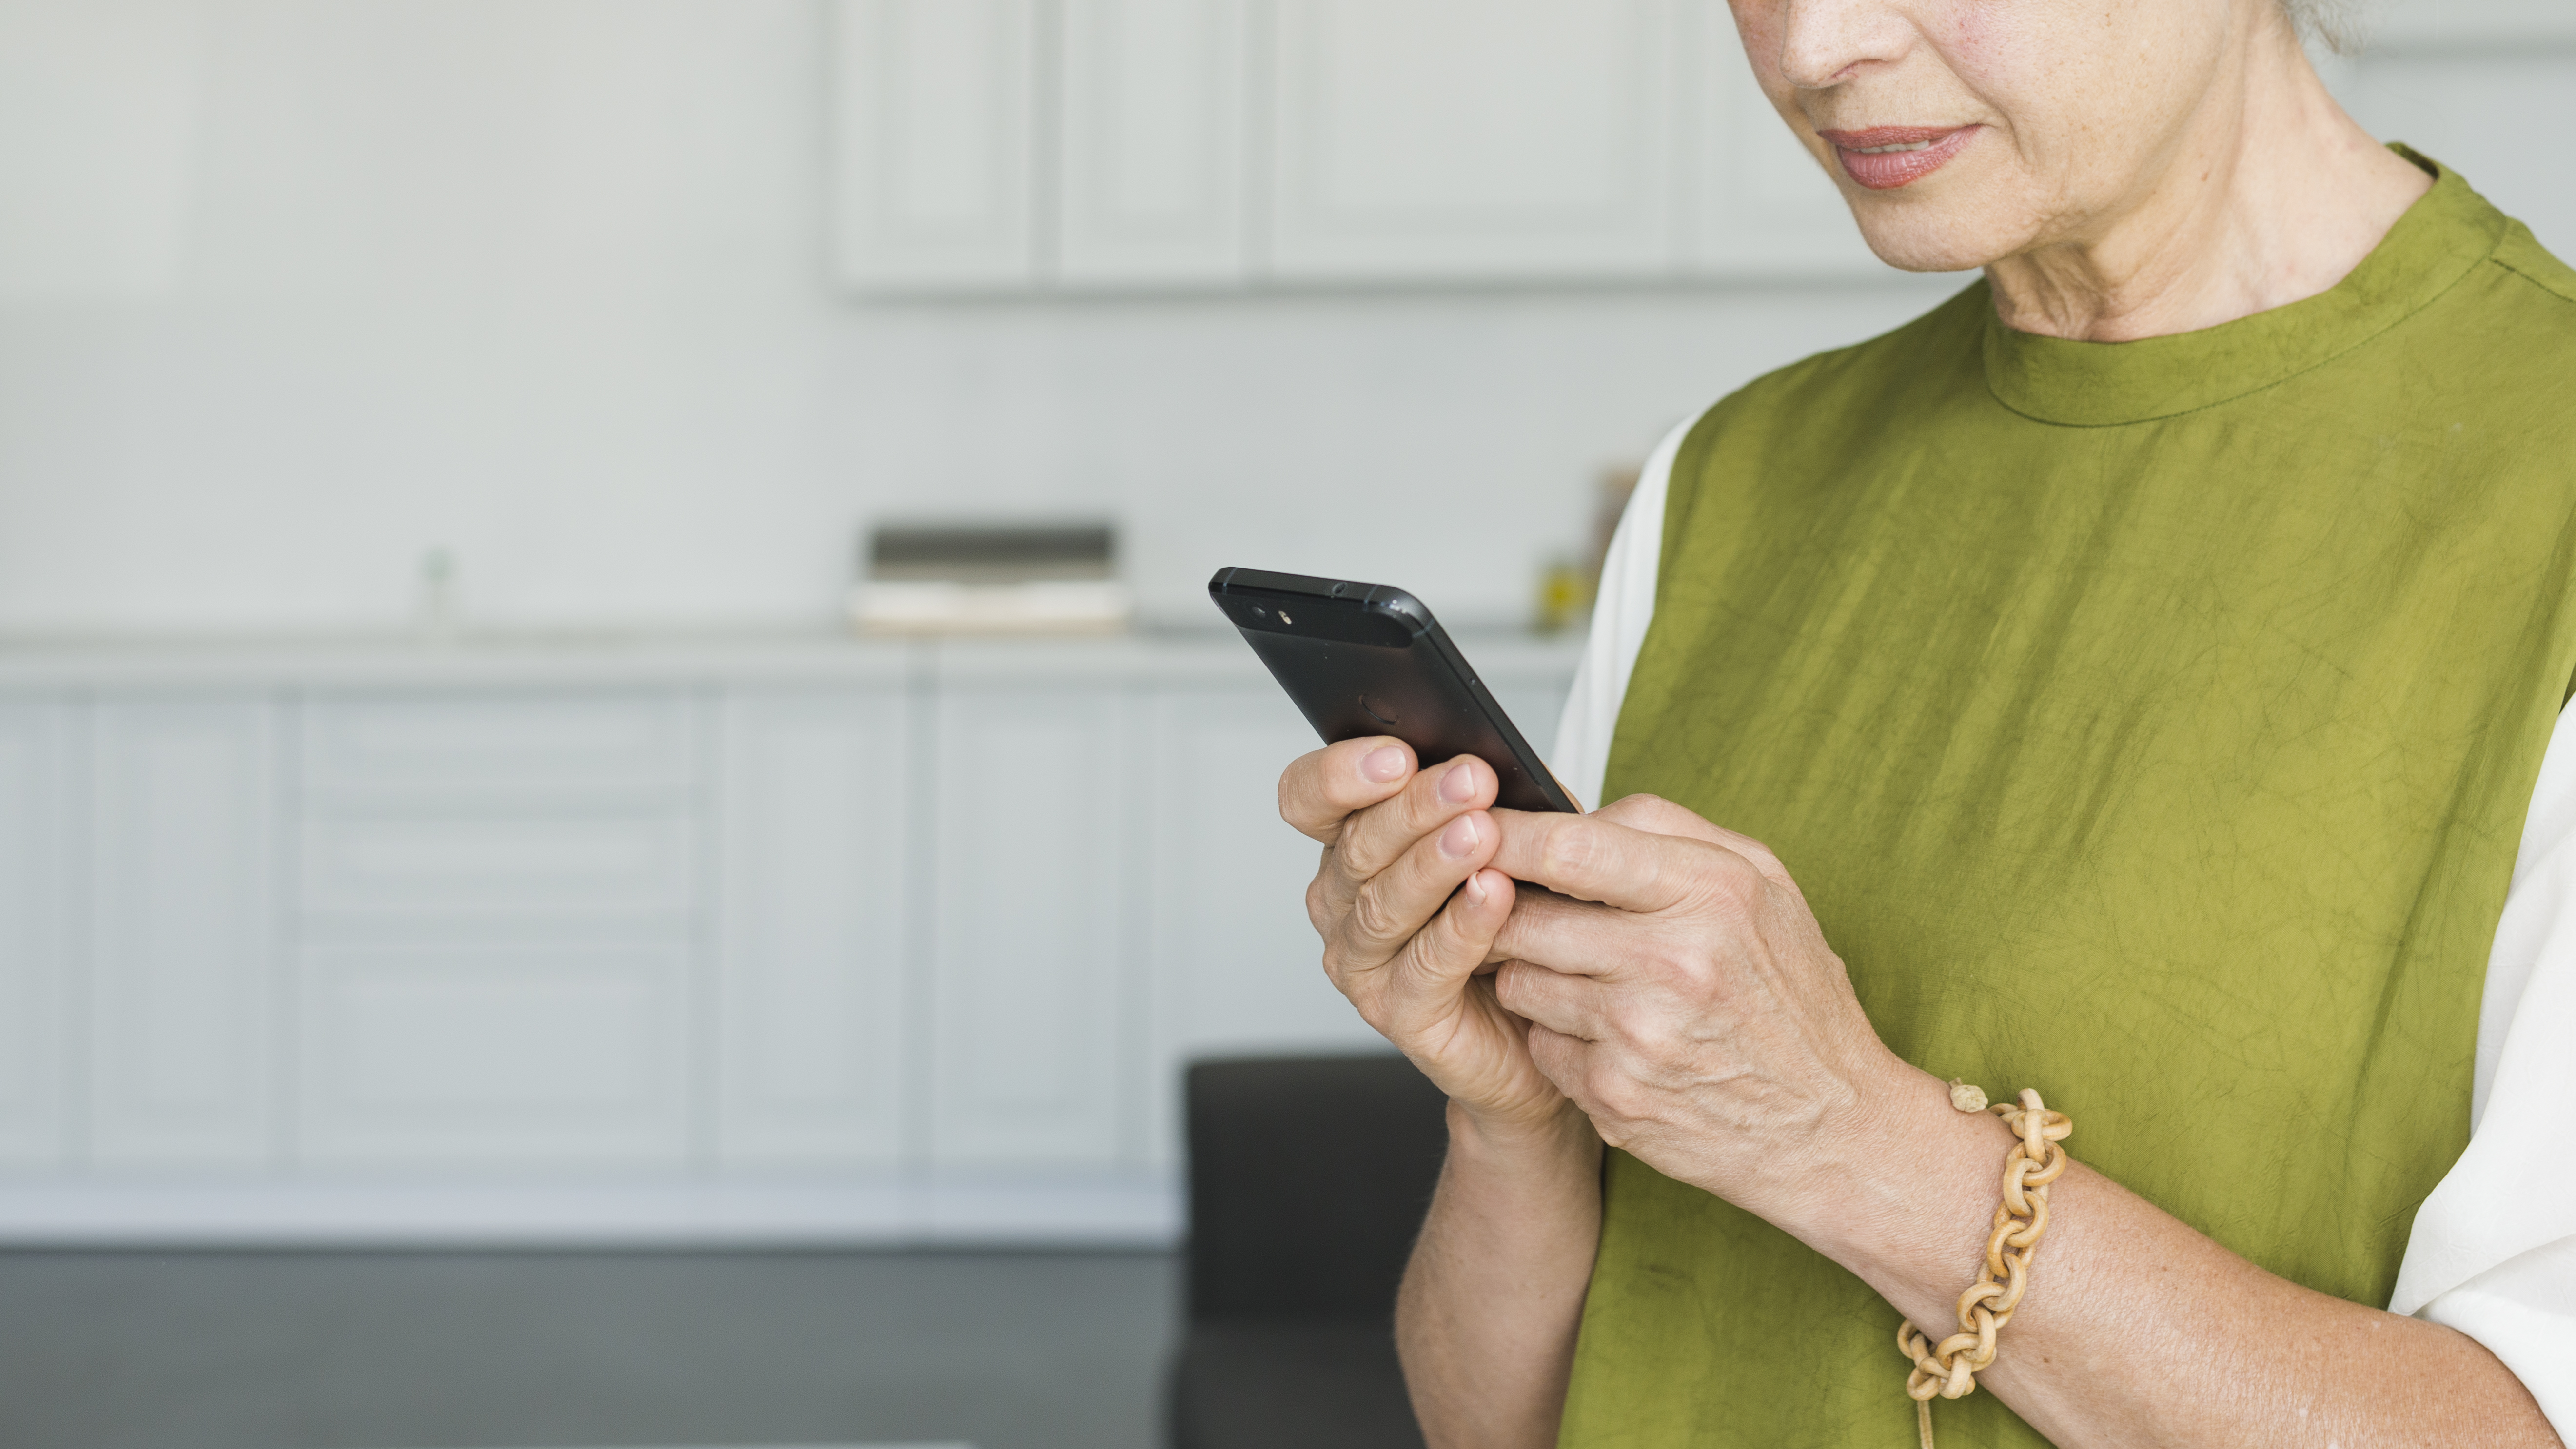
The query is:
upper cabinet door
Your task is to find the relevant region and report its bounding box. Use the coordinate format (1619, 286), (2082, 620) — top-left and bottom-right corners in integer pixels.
(1688, 4), (1886, 277)
(1058, 0), (1250, 286)
(1266, 0), (1682, 281)
(831, 0), (1041, 291)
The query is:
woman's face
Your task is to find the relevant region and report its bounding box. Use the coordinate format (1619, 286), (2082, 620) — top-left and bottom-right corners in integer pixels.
(1729, 0), (2251, 273)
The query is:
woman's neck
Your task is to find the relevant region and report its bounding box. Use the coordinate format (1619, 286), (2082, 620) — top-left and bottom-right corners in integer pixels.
(1983, 21), (2431, 344)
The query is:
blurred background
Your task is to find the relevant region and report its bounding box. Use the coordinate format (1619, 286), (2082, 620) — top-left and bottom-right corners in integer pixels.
(0, 2), (2565, 1447)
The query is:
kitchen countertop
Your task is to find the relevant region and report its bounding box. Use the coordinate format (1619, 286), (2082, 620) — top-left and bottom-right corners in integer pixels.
(0, 625), (1587, 689)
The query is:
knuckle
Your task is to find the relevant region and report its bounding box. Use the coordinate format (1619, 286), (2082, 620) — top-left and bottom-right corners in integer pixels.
(1335, 833), (1398, 883)
(1539, 822), (1604, 883)
(1587, 1067), (1641, 1122)
(1602, 792), (1692, 835)
(1338, 806), (1421, 880)
(1280, 747), (1377, 840)
(1698, 849), (1765, 912)
(1521, 1019), (1562, 1068)
(1317, 943), (1355, 998)
(1666, 947), (1723, 996)
(1623, 1011), (1682, 1062)
(1348, 882), (1410, 947)
(1734, 842), (1789, 882)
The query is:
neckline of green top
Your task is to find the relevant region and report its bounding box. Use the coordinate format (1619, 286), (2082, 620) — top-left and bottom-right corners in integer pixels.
(1980, 147), (2507, 427)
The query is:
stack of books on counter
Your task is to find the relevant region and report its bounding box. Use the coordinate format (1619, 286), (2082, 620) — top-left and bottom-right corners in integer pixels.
(848, 521), (1132, 635)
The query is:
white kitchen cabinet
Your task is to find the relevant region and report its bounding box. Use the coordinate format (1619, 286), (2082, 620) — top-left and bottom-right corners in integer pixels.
(302, 691), (696, 801)
(295, 691), (700, 1168)
(87, 697), (278, 1168)
(717, 689), (915, 1168)
(0, 702), (71, 1165)
(2374, 0), (2576, 45)
(1140, 687), (1383, 1168)
(0, 635), (1577, 1239)
(929, 678), (1134, 1170)
(1686, 1), (1887, 278)
(830, 0), (1041, 291)
(1057, 0), (1250, 286)
(1266, 0), (1683, 281)
(299, 803), (695, 923)
(298, 939), (692, 1167)
(0, 0), (205, 305)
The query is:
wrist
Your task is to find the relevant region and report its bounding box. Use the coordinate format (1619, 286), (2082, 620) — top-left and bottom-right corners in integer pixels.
(1448, 1095), (1600, 1172)
(1780, 1061), (2017, 1309)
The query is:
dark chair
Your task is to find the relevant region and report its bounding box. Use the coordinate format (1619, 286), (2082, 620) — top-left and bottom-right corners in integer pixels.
(1167, 1053), (1452, 1449)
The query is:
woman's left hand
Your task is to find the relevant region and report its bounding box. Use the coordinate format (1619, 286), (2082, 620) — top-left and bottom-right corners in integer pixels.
(1484, 794), (1917, 1231)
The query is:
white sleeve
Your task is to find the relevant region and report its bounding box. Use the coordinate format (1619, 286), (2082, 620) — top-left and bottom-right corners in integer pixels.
(1548, 413), (1694, 810)
(2391, 701), (2576, 1438)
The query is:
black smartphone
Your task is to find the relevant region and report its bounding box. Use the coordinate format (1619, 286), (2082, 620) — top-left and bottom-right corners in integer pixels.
(1209, 567), (1579, 814)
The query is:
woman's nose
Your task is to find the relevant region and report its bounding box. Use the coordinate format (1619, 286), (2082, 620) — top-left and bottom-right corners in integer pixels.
(1772, 0), (1918, 91)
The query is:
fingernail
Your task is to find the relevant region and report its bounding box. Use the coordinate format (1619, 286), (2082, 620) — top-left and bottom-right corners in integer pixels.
(1362, 746), (1408, 783)
(1439, 762), (1479, 803)
(1439, 814), (1481, 860)
(1464, 870), (1489, 905)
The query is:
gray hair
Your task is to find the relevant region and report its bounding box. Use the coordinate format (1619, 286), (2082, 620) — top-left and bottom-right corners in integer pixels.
(2281, 0), (2373, 55)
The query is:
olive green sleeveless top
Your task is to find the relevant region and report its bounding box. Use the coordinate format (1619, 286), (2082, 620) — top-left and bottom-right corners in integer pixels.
(1558, 157), (2576, 1449)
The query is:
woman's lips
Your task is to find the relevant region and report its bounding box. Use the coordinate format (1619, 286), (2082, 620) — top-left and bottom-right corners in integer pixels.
(1818, 126), (1978, 190)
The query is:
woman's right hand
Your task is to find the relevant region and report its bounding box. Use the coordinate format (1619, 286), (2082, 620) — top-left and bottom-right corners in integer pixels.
(1279, 737), (1567, 1131)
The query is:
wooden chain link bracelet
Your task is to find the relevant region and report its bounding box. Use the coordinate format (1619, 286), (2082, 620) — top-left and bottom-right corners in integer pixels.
(1894, 1085), (2074, 1449)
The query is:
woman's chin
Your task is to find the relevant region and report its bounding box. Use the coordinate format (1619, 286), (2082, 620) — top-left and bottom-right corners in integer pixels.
(1846, 212), (2018, 275)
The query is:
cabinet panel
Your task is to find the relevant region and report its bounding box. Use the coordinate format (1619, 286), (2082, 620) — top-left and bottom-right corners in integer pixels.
(89, 698), (276, 1167)
(299, 941), (688, 1166)
(2375, 0), (2576, 45)
(717, 691), (912, 1168)
(1268, 0), (1680, 280)
(930, 686), (1130, 1168)
(0, 0), (204, 305)
(831, 0), (1040, 291)
(303, 692), (691, 797)
(1058, 0), (1249, 286)
(0, 702), (70, 1165)
(1142, 690), (1387, 1167)
(301, 804), (694, 919)
(1688, 3), (1886, 277)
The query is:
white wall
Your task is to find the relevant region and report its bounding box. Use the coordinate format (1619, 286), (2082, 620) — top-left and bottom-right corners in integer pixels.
(0, 0), (2565, 636)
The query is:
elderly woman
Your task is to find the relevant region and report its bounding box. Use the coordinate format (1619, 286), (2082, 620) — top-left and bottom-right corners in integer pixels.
(1275, 0), (2576, 1445)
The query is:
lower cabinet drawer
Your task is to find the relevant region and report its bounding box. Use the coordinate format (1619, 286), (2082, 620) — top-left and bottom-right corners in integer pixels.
(300, 804), (695, 919)
(302, 693), (693, 797)
(296, 940), (689, 1167)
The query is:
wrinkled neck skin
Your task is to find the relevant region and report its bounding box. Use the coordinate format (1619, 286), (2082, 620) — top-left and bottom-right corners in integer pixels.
(1985, 15), (2430, 343)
